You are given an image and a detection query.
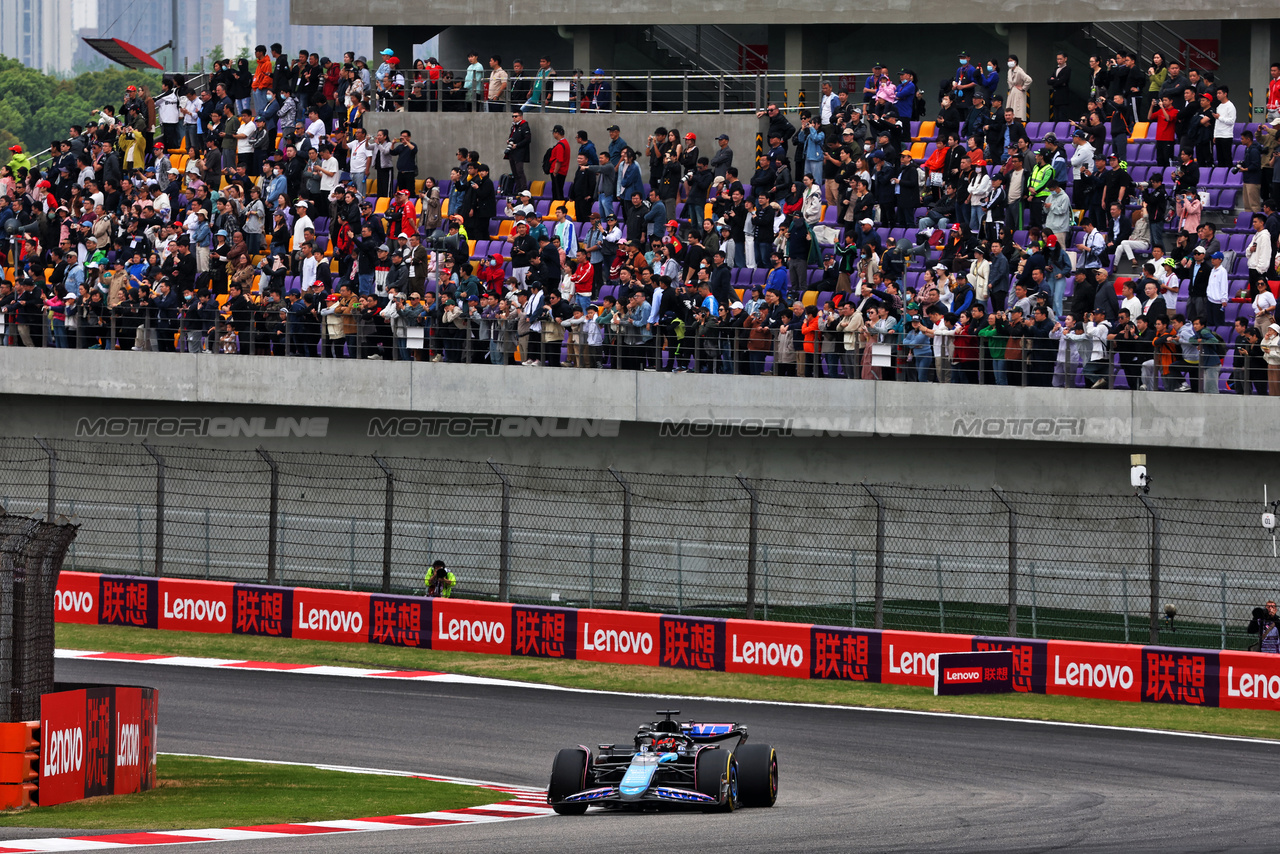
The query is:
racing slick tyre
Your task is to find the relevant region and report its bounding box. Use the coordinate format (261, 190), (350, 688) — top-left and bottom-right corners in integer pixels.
(736, 743), (778, 807)
(549, 748), (590, 815)
(696, 748), (738, 812)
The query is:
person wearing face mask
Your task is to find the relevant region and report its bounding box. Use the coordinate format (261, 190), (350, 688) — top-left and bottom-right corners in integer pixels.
(264, 161), (288, 209)
(1006, 56), (1032, 121)
(976, 60), (1000, 103)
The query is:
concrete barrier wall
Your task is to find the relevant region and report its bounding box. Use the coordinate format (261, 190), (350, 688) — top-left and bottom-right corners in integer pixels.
(387, 112), (764, 192)
(0, 348), (1268, 453)
(297, 0), (1280, 26)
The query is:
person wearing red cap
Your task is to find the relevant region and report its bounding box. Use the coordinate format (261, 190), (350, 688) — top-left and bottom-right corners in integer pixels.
(6, 145), (31, 174)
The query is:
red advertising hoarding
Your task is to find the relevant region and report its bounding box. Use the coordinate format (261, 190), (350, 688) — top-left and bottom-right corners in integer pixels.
(291, 589), (371, 644)
(430, 598), (511, 655)
(725, 619), (810, 679)
(157, 578), (233, 634)
(880, 630), (972, 687)
(39, 686), (158, 807)
(576, 609), (661, 666)
(1046, 640), (1142, 703)
(54, 572), (98, 625)
(52, 572), (1280, 713)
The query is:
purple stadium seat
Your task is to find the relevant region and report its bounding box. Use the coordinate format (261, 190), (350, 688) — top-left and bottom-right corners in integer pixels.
(534, 200), (551, 216)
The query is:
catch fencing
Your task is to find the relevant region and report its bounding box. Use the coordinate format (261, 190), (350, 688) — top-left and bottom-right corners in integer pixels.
(0, 513), (78, 722)
(0, 437), (1272, 651)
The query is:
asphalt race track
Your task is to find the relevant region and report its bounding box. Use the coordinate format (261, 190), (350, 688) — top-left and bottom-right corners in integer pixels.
(11, 658), (1280, 853)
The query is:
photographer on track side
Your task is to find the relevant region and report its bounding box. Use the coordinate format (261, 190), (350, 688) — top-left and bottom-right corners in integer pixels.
(426, 560), (457, 598)
(1248, 600), (1280, 653)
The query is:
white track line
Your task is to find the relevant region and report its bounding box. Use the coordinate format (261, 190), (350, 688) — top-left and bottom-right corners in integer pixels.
(55, 648), (1280, 748)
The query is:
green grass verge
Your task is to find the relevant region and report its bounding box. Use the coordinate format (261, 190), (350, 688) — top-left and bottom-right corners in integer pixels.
(0, 754), (495, 829)
(58, 624), (1280, 740)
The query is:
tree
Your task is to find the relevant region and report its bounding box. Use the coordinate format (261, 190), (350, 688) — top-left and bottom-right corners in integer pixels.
(208, 44), (226, 65)
(0, 102), (28, 143)
(235, 45), (251, 63)
(0, 55), (159, 166)
(27, 92), (94, 153)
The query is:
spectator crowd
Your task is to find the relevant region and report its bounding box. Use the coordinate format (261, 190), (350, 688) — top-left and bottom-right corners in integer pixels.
(3, 43), (1280, 394)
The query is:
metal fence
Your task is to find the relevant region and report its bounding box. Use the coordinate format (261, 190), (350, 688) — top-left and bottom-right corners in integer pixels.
(368, 70), (869, 115)
(0, 513), (78, 722)
(2, 438), (1273, 651)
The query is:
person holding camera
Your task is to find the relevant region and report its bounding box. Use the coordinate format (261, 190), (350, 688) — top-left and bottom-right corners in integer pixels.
(1249, 601), (1280, 652)
(425, 560), (457, 598)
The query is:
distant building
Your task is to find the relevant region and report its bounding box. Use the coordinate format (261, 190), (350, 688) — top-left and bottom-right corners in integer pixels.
(256, 0), (371, 63)
(0, 0), (76, 74)
(95, 0), (225, 71)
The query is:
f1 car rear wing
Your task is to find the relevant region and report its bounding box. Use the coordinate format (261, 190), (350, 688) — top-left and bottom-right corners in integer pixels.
(680, 722), (746, 742)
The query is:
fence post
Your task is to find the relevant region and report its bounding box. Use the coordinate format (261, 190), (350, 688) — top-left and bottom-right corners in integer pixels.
(33, 438), (56, 519)
(487, 459), (512, 602)
(735, 473), (759, 619)
(608, 467), (632, 610)
(373, 456), (394, 593)
(143, 443), (165, 577)
(256, 447), (279, 585)
(1138, 494), (1160, 644)
(992, 488), (1017, 637)
(860, 482), (886, 629)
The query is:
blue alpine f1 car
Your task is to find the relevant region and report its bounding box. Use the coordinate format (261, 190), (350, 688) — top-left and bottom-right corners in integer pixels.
(547, 710), (777, 814)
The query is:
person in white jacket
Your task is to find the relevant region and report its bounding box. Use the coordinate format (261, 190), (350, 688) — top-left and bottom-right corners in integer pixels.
(968, 247), (991, 304)
(1245, 213), (1273, 292)
(1083, 309), (1111, 388)
(1069, 131), (1095, 179)
(966, 168), (991, 234)
(923, 305), (954, 382)
(1056, 312), (1087, 387)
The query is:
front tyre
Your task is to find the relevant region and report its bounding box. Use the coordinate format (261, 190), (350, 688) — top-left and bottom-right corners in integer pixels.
(696, 748), (738, 812)
(737, 743), (778, 807)
(548, 748), (589, 815)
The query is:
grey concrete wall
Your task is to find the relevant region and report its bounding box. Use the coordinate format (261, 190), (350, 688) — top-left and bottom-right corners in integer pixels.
(297, 0), (1280, 28)
(1, 349), (1278, 502)
(386, 112), (763, 190)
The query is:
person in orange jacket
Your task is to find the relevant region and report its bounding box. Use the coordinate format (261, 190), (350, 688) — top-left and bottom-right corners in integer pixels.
(801, 304), (822, 377)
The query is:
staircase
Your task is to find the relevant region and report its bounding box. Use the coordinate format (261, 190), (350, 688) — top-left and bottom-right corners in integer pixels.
(644, 25), (767, 76)
(633, 25), (767, 111)
(1082, 21), (1189, 68)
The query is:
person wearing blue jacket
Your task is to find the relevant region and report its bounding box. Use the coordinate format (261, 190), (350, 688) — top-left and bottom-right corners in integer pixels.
(895, 70), (917, 121)
(976, 61), (1001, 101)
(616, 149), (643, 207)
(903, 315), (933, 381)
(796, 117), (825, 184)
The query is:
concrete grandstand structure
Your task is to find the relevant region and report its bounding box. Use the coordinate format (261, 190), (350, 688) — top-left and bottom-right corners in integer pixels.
(293, 1), (1280, 122)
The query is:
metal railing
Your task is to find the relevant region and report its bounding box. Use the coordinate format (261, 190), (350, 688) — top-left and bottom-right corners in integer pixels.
(2, 305), (1255, 395)
(28, 72), (211, 176)
(646, 25), (769, 78)
(1084, 22), (1188, 70)
(368, 70), (869, 115)
(2, 438), (1273, 652)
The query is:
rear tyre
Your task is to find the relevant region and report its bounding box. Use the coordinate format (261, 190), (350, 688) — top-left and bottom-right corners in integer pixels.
(737, 743), (778, 807)
(549, 748), (589, 815)
(696, 748), (738, 812)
